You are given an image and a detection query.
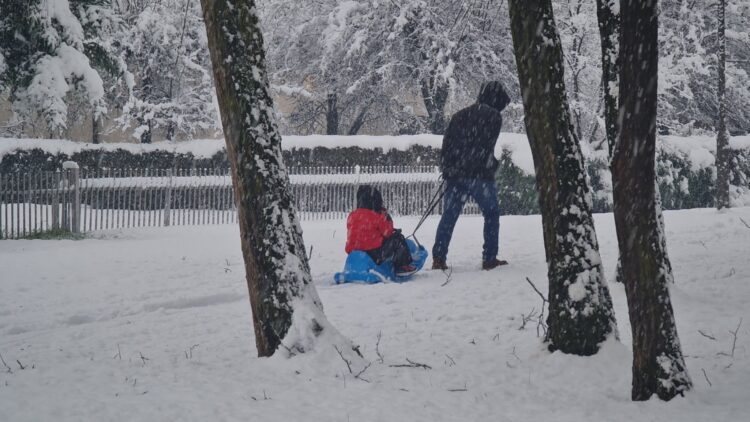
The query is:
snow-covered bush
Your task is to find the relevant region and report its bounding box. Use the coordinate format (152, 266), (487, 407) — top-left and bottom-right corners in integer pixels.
(1, 135), (748, 212)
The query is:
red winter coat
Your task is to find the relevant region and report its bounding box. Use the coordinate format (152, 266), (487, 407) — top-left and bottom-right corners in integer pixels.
(345, 208), (394, 254)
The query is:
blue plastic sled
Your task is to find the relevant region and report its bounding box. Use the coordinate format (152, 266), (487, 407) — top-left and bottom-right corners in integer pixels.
(334, 239), (428, 284)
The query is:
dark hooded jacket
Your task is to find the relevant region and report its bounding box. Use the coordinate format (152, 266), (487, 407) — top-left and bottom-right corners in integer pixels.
(440, 81), (510, 180)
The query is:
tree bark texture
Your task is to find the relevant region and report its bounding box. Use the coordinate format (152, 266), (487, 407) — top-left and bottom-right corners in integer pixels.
(326, 92), (339, 135)
(139, 120), (152, 144)
(595, 0), (623, 284)
(201, 0), (328, 357)
(716, 0), (731, 209)
(92, 113), (101, 144)
(595, 0), (621, 158)
(614, 0), (692, 401)
(420, 73), (448, 135)
(509, 0), (617, 356)
(348, 104), (370, 135)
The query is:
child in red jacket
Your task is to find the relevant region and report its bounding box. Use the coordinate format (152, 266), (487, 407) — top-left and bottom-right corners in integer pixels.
(346, 185), (416, 276)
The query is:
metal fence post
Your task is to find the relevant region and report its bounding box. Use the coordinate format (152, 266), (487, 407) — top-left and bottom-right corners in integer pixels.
(63, 161), (81, 233)
(164, 169), (173, 226)
(52, 172), (60, 230)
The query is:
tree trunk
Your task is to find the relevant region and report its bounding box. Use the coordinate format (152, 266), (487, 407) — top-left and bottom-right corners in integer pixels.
(140, 120), (152, 144)
(420, 73), (448, 135)
(716, 0), (731, 209)
(509, 0), (617, 356)
(166, 121), (176, 141)
(595, 0), (623, 284)
(613, 0), (692, 401)
(348, 104), (370, 135)
(92, 113), (101, 144)
(200, 0), (355, 358)
(595, 0), (620, 157)
(326, 92), (339, 135)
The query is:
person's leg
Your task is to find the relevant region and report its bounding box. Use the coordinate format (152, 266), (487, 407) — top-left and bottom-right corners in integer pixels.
(469, 179), (501, 263)
(432, 179), (468, 262)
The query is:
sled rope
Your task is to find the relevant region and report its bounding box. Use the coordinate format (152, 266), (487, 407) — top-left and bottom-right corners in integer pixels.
(408, 178), (445, 247)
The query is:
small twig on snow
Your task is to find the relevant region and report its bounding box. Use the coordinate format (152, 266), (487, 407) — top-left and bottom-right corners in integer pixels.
(698, 330), (717, 341)
(525, 278), (549, 337)
(16, 360), (25, 370)
(511, 346), (522, 363)
(444, 354), (456, 367)
(334, 345), (353, 374)
(739, 217), (750, 229)
(717, 318), (743, 358)
(185, 344), (200, 359)
(0, 352), (13, 374)
(390, 358), (432, 370)
(519, 308), (538, 331)
(447, 383), (468, 392)
(440, 267), (454, 287)
(113, 344), (122, 360)
(375, 332), (385, 364)
(139, 352), (150, 366)
(354, 363), (372, 382)
(729, 318), (742, 357)
(307, 245), (314, 261)
(701, 368), (712, 387)
(334, 345), (371, 382)
(525, 277), (548, 302)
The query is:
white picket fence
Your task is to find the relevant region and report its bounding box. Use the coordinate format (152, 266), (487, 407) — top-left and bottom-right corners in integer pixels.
(0, 163), (480, 239)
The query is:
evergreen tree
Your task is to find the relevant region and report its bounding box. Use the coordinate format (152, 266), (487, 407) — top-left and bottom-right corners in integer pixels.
(0, 0), (119, 135)
(613, 0), (692, 401)
(508, 0), (617, 356)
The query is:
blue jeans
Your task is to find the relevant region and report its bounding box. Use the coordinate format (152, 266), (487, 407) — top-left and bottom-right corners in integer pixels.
(432, 178), (500, 263)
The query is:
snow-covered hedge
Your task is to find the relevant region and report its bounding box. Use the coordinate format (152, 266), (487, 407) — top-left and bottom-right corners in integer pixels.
(1, 134), (749, 211)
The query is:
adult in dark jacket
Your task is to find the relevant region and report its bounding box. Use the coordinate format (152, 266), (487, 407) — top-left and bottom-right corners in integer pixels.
(432, 81), (510, 271)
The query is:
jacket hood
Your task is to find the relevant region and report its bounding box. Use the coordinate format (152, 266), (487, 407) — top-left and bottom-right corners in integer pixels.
(477, 81), (510, 112)
(356, 185), (383, 211)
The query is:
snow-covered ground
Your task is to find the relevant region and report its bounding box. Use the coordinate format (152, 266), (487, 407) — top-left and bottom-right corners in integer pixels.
(1, 208), (749, 421)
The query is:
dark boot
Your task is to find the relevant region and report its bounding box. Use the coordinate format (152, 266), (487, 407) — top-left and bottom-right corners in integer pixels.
(482, 258), (508, 270)
(432, 259), (449, 270)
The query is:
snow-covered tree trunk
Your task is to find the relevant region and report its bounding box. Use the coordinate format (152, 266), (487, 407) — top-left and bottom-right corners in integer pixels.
(594, 0), (620, 156)
(613, 0), (692, 401)
(509, 0), (617, 356)
(594, 0), (625, 284)
(716, 0), (731, 209)
(200, 0), (355, 358)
